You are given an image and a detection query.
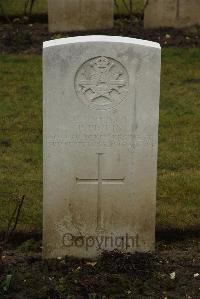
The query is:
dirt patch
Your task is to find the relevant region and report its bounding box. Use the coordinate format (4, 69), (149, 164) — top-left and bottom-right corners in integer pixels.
(0, 20), (199, 54)
(0, 237), (200, 298)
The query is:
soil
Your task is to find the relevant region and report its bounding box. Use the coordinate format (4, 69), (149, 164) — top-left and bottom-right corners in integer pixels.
(0, 19), (200, 54)
(0, 235), (200, 299)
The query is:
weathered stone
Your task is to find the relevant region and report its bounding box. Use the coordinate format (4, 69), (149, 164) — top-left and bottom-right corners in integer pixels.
(43, 36), (161, 259)
(48, 0), (113, 32)
(144, 0), (200, 28)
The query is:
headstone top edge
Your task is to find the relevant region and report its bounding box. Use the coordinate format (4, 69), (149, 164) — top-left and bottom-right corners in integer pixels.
(43, 35), (161, 50)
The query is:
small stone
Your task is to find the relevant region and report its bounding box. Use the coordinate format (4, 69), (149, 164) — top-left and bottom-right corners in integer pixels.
(13, 18), (21, 24)
(194, 273), (199, 278)
(165, 34), (171, 39)
(74, 266), (81, 272)
(86, 261), (97, 267)
(49, 276), (54, 281)
(170, 272), (176, 280)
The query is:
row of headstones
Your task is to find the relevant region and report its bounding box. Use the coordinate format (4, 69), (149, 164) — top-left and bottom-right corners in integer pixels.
(48, 0), (200, 32)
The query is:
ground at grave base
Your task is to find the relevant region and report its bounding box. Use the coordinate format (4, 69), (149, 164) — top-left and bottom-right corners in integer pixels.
(0, 235), (200, 299)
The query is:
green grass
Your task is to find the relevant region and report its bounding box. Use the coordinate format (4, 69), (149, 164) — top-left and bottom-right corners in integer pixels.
(0, 0), (47, 16)
(114, 0), (144, 14)
(0, 0), (144, 16)
(0, 48), (200, 233)
(0, 0), (47, 15)
(0, 55), (42, 231)
(157, 49), (200, 230)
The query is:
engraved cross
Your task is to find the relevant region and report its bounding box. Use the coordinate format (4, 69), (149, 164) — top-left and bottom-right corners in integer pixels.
(76, 153), (125, 232)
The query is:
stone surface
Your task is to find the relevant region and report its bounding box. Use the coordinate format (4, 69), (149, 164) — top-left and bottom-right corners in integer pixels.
(48, 0), (113, 32)
(144, 0), (200, 28)
(43, 35), (161, 259)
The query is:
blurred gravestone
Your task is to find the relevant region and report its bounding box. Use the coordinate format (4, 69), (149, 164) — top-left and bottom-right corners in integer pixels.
(43, 35), (161, 258)
(144, 0), (200, 28)
(48, 0), (113, 32)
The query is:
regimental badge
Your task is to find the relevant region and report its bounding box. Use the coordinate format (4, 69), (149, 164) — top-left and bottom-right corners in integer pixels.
(75, 56), (129, 110)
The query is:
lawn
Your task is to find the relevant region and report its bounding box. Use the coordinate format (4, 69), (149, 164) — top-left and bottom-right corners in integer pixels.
(0, 48), (200, 233)
(0, 0), (144, 16)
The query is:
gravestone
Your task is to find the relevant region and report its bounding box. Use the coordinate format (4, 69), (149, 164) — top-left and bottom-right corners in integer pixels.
(48, 0), (113, 32)
(43, 36), (161, 259)
(144, 0), (200, 28)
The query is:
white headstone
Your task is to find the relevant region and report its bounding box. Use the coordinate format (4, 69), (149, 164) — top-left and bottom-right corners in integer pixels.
(48, 0), (114, 33)
(144, 0), (200, 28)
(43, 36), (161, 259)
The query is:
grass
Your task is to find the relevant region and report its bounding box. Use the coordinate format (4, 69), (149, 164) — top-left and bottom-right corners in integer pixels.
(0, 0), (144, 17)
(0, 55), (42, 231)
(0, 0), (47, 16)
(157, 49), (200, 230)
(0, 48), (200, 233)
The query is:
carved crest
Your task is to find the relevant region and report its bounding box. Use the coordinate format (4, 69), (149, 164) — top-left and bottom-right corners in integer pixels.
(75, 56), (129, 110)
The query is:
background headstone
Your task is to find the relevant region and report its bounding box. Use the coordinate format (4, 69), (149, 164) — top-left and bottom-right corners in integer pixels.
(43, 36), (161, 259)
(144, 0), (200, 28)
(48, 0), (114, 32)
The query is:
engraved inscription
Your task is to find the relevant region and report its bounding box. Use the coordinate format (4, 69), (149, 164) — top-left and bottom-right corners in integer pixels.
(76, 153), (125, 232)
(48, 134), (134, 147)
(48, 115), (135, 147)
(75, 56), (129, 110)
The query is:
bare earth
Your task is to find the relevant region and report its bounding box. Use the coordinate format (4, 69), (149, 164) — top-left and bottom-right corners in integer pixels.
(0, 21), (199, 54)
(1, 234), (200, 298)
